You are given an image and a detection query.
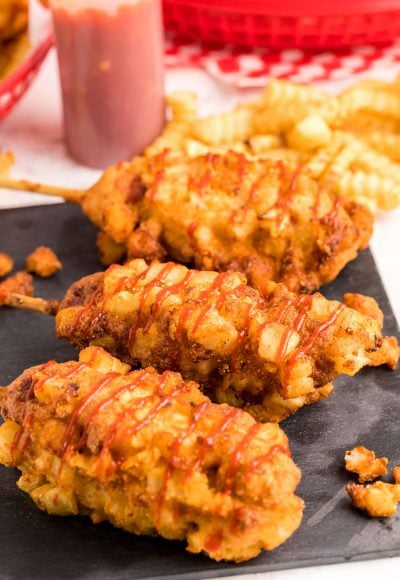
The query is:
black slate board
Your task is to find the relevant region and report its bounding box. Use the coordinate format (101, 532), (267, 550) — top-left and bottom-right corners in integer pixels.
(0, 203), (399, 580)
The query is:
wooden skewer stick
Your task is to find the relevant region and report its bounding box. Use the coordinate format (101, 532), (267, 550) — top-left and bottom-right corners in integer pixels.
(0, 292), (60, 316)
(0, 176), (86, 205)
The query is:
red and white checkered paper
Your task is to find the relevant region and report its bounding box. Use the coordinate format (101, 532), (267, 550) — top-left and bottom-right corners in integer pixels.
(165, 37), (400, 87)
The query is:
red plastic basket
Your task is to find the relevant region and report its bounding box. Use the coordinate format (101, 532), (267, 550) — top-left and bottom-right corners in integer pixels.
(163, 0), (400, 49)
(0, 33), (53, 121)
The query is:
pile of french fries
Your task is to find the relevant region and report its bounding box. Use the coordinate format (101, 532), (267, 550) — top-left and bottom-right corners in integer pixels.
(147, 77), (400, 213)
(0, 0), (29, 81)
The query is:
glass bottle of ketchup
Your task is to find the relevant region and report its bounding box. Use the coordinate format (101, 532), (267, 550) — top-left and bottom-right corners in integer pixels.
(49, 0), (165, 168)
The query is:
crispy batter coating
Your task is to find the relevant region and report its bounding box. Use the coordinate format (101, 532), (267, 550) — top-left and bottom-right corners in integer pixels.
(0, 0), (28, 42)
(343, 293), (384, 328)
(96, 232), (126, 266)
(25, 246), (62, 278)
(0, 252), (13, 277)
(344, 446), (388, 483)
(0, 347), (303, 562)
(347, 481), (400, 517)
(393, 466), (400, 484)
(81, 151), (373, 293)
(0, 270), (33, 302)
(55, 260), (398, 422)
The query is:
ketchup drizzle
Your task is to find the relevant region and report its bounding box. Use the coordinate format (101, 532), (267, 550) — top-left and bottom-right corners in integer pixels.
(59, 372), (119, 457)
(128, 263), (176, 346)
(246, 444), (290, 474)
(76, 370), (153, 449)
(230, 302), (252, 373)
(143, 270), (193, 334)
(11, 361), (56, 459)
(282, 304), (345, 385)
(155, 401), (210, 526)
(204, 529), (223, 553)
(175, 272), (231, 342)
(275, 294), (313, 363)
(185, 407), (241, 481)
(224, 423), (262, 494)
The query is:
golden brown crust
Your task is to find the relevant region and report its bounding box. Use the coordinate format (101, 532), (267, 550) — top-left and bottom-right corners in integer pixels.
(347, 481), (400, 517)
(25, 246), (62, 278)
(343, 293), (384, 328)
(56, 260), (397, 422)
(0, 346), (303, 562)
(81, 151), (373, 293)
(344, 446), (388, 483)
(0, 270), (33, 302)
(0, 0), (28, 42)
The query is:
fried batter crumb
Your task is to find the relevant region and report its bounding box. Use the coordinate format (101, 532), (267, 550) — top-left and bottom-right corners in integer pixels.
(344, 446), (389, 483)
(0, 252), (13, 278)
(393, 466), (400, 484)
(25, 246), (62, 278)
(347, 481), (400, 517)
(0, 271), (33, 303)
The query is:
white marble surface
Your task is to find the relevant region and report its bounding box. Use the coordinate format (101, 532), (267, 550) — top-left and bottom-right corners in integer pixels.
(0, 48), (399, 580)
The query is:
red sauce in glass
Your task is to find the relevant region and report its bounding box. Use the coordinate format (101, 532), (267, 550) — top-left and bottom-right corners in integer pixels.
(51, 1), (165, 168)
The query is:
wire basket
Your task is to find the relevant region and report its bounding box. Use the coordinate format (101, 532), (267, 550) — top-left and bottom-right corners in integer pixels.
(163, 0), (400, 49)
(0, 34), (53, 121)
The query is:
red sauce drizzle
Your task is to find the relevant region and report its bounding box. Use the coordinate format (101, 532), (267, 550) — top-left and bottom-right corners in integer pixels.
(76, 369), (153, 448)
(187, 221), (198, 250)
(63, 347), (102, 379)
(100, 371), (177, 450)
(185, 407), (242, 481)
(11, 361), (56, 459)
(275, 294), (313, 363)
(128, 262), (176, 346)
(143, 270), (193, 334)
(156, 401), (210, 526)
(204, 529), (223, 553)
(147, 149), (169, 203)
(224, 423), (262, 494)
(246, 444), (290, 475)
(229, 174), (262, 225)
(283, 303), (345, 385)
(59, 372), (119, 457)
(275, 163), (304, 227)
(196, 168), (212, 197)
(256, 297), (293, 343)
(230, 302), (252, 373)
(69, 286), (103, 334)
(175, 272), (231, 342)
(312, 184), (323, 220)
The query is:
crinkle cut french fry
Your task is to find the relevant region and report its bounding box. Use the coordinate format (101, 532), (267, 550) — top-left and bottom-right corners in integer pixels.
(337, 170), (400, 211)
(192, 106), (254, 146)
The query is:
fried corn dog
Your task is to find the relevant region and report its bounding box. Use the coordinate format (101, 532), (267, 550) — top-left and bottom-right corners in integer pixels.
(1, 151), (373, 293)
(83, 151), (373, 293)
(52, 260), (398, 422)
(0, 347), (303, 562)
